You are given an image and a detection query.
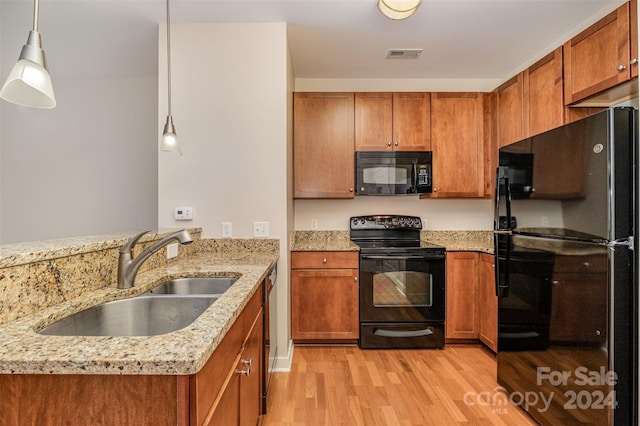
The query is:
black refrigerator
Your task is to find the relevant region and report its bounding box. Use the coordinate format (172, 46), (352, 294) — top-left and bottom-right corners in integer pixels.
(494, 107), (638, 426)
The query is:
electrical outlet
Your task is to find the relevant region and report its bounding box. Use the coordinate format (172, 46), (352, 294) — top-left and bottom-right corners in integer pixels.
(166, 243), (179, 259)
(253, 221), (269, 238)
(311, 219), (318, 230)
(222, 222), (232, 238)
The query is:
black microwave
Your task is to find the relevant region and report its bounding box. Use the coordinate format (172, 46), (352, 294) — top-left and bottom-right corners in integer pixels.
(355, 151), (432, 195)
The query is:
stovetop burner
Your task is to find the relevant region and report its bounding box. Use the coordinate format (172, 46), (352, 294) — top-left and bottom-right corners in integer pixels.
(349, 215), (445, 255)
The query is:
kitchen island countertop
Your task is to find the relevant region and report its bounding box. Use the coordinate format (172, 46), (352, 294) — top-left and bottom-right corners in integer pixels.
(0, 251), (277, 376)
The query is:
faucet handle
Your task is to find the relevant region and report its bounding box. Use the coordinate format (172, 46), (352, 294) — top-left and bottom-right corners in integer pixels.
(120, 230), (151, 254)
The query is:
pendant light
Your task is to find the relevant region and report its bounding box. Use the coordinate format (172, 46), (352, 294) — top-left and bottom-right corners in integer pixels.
(160, 0), (180, 154)
(0, 0), (56, 109)
(377, 0), (422, 20)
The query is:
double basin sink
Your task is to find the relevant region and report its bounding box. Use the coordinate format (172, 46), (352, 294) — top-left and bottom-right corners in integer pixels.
(38, 277), (238, 337)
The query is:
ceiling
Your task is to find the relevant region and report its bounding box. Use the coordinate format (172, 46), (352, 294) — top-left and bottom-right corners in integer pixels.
(0, 0), (627, 83)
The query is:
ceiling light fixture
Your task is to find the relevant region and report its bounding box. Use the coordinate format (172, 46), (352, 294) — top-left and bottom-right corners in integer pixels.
(160, 0), (180, 154)
(377, 0), (422, 20)
(0, 0), (56, 108)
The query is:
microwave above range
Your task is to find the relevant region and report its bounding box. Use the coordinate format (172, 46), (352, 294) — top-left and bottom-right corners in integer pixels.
(355, 151), (432, 196)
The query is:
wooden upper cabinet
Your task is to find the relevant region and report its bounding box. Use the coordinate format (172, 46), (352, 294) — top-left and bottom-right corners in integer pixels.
(524, 47), (564, 137)
(392, 92), (431, 151)
(494, 73), (524, 148)
(631, 0), (638, 78)
(563, 2), (632, 105)
(430, 93), (485, 198)
(293, 92), (355, 199)
(355, 92), (430, 151)
(355, 92), (393, 151)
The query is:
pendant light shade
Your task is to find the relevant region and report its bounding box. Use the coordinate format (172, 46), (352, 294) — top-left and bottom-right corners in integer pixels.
(377, 0), (422, 20)
(160, 0), (181, 154)
(0, 0), (56, 109)
(161, 115), (180, 153)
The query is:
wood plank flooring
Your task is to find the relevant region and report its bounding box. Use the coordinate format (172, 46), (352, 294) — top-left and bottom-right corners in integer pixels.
(262, 345), (537, 426)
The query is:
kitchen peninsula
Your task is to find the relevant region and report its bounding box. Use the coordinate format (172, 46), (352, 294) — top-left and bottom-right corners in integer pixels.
(0, 229), (278, 425)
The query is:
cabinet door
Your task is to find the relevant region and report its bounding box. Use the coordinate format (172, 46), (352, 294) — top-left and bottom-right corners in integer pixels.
(207, 372), (240, 426)
(563, 3), (631, 105)
(293, 92), (355, 198)
(478, 253), (497, 352)
(291, 269), (359, 341)
(631, 0), (638, 78)
(445, 252), (479, 340)
(524, 47), (564, 137)
(494, 73), (524, 148)
(239, 314), (263, 426)
(392, 92), (431, 151)
(430, 92), (485, 198)
(355, 92), (393, 151)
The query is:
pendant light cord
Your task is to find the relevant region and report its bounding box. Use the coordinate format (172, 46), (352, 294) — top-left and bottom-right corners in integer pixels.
(166, 0), (172, 116)
(33, 0), (39, 31)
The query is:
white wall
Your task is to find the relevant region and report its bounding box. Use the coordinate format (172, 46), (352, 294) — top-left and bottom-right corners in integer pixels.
(157, 22), (292, 369)
(0, 0), (160, 244)
(295, 198), (494, 230)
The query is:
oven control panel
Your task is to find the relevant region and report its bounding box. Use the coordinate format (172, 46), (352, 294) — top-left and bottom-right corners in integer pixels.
(350, 215), (422, 230)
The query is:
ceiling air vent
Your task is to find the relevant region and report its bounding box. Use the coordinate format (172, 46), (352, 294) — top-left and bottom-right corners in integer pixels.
(386, 49), (422, 59)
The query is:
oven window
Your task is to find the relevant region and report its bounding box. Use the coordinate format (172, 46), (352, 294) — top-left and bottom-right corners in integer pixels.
(362, 166), (409, 185)
(373, 271), (432, 307)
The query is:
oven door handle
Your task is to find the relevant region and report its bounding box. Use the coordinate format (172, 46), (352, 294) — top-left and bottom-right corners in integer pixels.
(360, 254), (445, 261)
(373, 328), (434, 338)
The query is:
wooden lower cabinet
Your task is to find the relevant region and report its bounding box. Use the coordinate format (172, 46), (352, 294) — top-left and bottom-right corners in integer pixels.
(0, 287), (264, 426)
(478, 253), (498, 352)
(291, 251), (359, 342)
(208, 309), (263, 426)
(446, 251), (498, 352)
(445, 252), (480, 340)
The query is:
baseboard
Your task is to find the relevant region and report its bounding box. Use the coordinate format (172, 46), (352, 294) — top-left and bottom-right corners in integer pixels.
(272, 339), (294, 372)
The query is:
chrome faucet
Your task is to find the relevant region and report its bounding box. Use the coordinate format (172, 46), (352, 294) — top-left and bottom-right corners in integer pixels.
(117, 229), (193, 289)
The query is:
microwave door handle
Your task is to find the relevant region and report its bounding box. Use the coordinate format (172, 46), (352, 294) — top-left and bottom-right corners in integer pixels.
(411, 162), (417, 193)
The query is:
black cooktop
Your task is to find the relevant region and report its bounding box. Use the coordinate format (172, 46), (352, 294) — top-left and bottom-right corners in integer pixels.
(349, 215), (446, 255)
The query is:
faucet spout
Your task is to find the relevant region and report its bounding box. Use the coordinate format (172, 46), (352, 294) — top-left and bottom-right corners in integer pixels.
(117, 230), (193, 289)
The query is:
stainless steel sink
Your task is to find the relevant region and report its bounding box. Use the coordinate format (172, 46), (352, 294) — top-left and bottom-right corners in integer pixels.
(143, 277), (238, 296)
(38, 296), (217, 336)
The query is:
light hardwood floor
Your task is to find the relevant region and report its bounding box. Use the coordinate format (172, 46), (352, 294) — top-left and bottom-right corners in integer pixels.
(262, 345), (537, 426)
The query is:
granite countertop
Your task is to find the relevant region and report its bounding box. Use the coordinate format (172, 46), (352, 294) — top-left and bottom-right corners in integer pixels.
(291, 230), (495, 254)
(0, 252), (277, 376)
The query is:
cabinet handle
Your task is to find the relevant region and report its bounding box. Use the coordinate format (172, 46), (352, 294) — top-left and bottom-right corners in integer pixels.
(387, 142), (392, 146)
(242, 358), (253, 367)
(349, 188), (354, 192)
(394, 141), (399, 146)
(631, 58), (638, 66)
(322, 258), (327, 264)
(433, 187), (437, 192)
(354, 276), (358, 282)
(236, 367), (251, 376)
(617, 64), (627, 71)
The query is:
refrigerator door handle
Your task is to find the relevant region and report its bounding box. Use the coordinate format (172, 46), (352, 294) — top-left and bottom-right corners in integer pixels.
(494, 166), (511, 297)
(605, 236), (635, 251)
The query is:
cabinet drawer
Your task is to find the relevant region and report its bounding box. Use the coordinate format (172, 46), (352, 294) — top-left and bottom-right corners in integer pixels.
(291, 251), (359, 269)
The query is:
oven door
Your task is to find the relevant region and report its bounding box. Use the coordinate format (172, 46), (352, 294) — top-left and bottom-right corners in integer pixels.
(359, 251), (445, 322)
